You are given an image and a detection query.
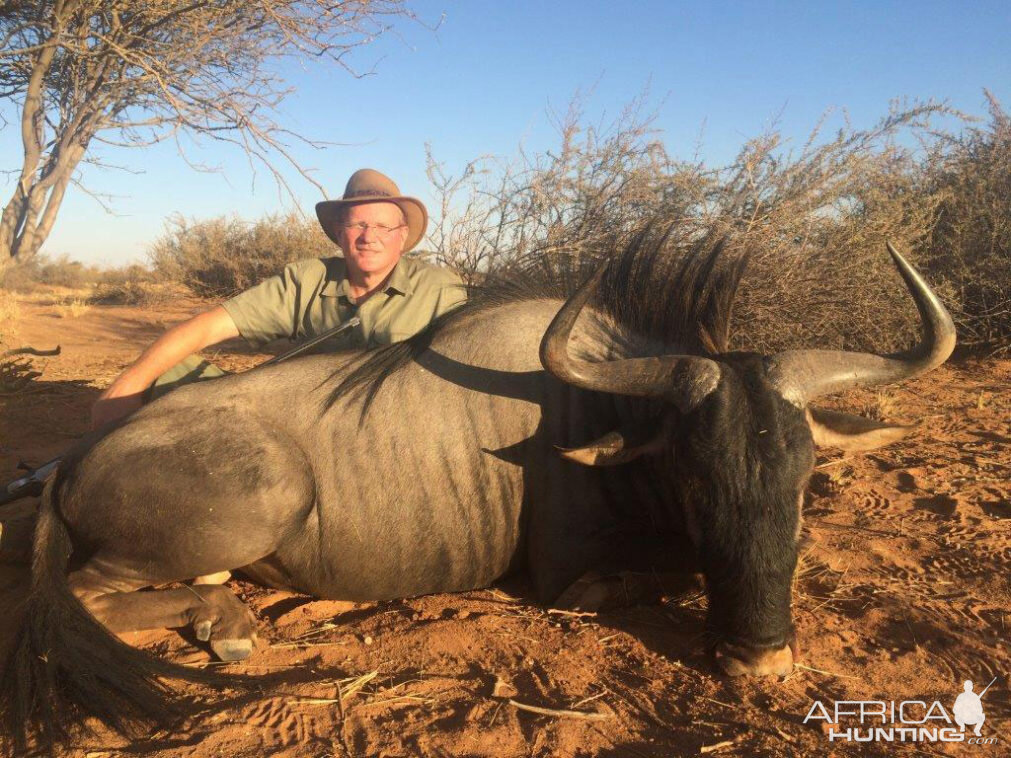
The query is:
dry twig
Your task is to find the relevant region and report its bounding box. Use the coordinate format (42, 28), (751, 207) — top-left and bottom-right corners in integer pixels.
(507, 698), (611, 721)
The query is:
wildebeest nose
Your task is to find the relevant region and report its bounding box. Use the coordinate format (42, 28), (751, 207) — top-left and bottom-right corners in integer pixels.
(713, 640), (795, 677)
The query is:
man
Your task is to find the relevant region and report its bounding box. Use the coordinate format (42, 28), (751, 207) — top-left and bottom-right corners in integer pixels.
(92, 168), (466, 428)
(0, 169), (465, 562)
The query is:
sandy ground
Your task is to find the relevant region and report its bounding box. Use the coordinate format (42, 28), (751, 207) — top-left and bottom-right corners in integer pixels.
(1, 293), (1009, 757)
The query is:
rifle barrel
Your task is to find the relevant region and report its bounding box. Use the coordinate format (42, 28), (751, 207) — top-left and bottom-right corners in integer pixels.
(978, 676), (998, 699)
(260, 316), (360, 366)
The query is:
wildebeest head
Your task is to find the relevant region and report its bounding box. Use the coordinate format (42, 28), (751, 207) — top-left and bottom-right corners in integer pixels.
(539, 241), (955, 677)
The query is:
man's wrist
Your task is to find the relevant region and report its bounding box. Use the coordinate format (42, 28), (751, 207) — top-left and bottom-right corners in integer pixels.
(105, 368), (155, 398)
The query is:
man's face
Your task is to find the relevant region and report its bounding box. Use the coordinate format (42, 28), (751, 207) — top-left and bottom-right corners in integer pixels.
(336, 201), (408, 280)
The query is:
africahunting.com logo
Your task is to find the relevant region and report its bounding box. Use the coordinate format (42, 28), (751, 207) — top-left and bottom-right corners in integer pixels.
(804, 677), (999, 745)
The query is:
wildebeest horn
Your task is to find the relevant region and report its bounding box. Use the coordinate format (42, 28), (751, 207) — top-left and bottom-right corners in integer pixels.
(765, 242), (956, 406)
(540, 262), (721, 413)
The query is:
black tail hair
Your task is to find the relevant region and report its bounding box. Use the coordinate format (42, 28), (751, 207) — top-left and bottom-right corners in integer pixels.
(0, 479), (243, 754)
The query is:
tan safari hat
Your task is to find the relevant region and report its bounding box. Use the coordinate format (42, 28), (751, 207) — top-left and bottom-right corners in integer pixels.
(315, 168), (427, 252)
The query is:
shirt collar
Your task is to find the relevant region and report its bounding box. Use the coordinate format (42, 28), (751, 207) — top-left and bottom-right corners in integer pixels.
(385, 256), (414, 296)
(321, 256), (415, 299)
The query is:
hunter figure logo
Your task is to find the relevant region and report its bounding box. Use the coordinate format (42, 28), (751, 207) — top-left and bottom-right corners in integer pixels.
(953, 678), (995, 736)
(804, 676), (1000, 745)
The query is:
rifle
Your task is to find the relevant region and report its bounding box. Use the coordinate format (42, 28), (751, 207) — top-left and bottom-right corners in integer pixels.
(978, 676), (997, 700)
(0, 316), (361, 506)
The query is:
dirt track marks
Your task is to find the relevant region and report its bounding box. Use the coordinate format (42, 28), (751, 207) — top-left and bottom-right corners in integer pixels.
(244, 697), (320, 748)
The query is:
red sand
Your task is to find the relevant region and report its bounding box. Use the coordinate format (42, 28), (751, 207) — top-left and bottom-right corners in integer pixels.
(2, 295), (1008, 757)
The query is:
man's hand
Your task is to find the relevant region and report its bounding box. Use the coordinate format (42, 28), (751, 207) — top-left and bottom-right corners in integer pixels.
(89, 306), (240, 430)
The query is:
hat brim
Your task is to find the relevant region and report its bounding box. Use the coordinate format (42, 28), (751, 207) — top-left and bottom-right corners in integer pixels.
(315, 196), (427, 252)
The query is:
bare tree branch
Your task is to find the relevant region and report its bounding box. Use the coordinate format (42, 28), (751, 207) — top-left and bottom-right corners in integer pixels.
(0, 0), (418, 267)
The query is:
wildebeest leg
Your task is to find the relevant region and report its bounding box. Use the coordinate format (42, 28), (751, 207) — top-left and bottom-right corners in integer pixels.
(70, 567), (259, 661)
(554, 570), (663, 612)
(553, 532), (698, 611)
(88, 587), (256, 661)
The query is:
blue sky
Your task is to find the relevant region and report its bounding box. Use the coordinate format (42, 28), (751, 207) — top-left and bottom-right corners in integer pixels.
(3, 0), (1009, 266)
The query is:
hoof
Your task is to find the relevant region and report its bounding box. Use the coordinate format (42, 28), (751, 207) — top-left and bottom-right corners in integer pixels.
(554, 572), (607, 612)
(194, 571), (232, 585)
(555, 571), (655, 612)
(714, 641), (794, 677)
(561, 583), (610, 612)
(211, 638), (254, 662)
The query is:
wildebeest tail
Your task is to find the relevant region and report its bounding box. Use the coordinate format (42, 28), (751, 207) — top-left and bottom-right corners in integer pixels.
(0, 479), (239, 754)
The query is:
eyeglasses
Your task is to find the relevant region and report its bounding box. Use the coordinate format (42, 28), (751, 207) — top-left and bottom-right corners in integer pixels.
(339, 222), (406, 237)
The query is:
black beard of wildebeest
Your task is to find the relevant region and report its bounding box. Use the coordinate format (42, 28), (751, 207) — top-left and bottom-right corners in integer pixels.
(671, 362), (813, 651)
(0, 226), (955, 754)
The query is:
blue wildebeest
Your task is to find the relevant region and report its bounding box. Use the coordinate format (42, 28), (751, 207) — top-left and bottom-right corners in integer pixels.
(0, 234), (954, 751)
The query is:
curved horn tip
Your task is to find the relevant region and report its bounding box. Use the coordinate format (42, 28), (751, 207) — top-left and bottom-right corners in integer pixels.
(766, 240), (956, 406)
(885, 240), (913, 270)
(885, 241), (927, 284)
(884, 240), (957, 358)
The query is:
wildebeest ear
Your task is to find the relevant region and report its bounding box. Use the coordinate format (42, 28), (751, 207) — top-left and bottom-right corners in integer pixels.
(806, 406), (918, 451)
(558, 421), (665, 467)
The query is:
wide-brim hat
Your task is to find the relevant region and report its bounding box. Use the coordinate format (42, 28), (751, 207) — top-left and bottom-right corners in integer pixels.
(315, 168), (427, 252)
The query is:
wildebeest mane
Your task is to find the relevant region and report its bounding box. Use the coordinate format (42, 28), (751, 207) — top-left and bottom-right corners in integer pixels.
(326, 223), (748, 415)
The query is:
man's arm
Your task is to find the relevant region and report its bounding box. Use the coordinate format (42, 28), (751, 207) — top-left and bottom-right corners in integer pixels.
(91, 306), (240, 430)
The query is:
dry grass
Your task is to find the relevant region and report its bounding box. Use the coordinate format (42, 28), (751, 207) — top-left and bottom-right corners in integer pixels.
(86, 281), (178, 306)
(426, 91), (1009, 356)
(4, 93), (1006, 355)
(0, 289), (28, 391)
(921, 91), (1011, 354)
(0, 297), (58, 392)
(0, 288), (20, 346)
(0, 254), (104, 290)
(2, 255), (179, 307)
(861, 390), (901, 422)
(53, 298), (91, 319)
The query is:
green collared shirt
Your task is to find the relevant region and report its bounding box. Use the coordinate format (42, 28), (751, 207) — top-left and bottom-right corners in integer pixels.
(222, 255), (466, 351)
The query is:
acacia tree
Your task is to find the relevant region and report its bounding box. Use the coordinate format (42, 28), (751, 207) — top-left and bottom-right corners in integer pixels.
(0, 0), (413, 269)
